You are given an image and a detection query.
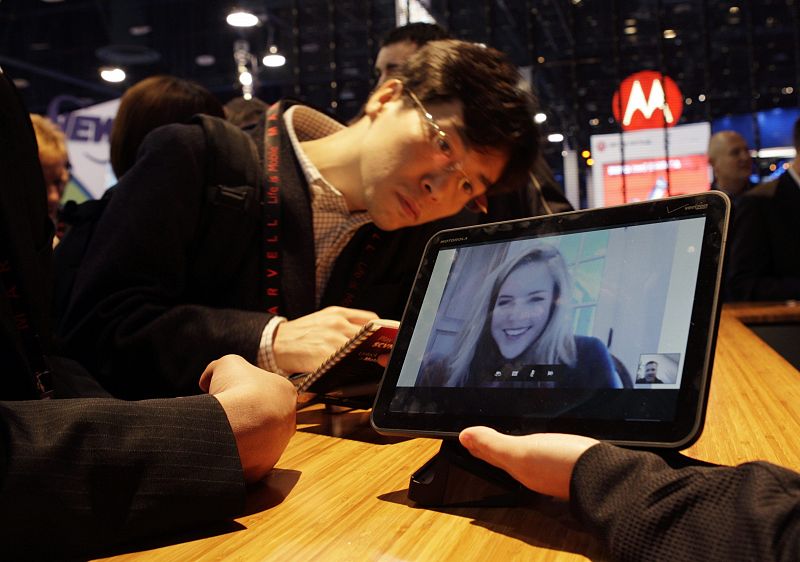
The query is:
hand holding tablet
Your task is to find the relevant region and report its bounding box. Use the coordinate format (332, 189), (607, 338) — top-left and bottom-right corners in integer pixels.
(459, 426), (599, 500)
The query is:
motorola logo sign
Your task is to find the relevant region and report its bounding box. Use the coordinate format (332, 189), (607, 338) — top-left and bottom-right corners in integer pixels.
(612, 70), (684, 132)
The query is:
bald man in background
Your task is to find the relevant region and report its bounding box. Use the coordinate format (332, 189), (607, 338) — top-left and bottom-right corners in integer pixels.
(708, 130), (755, 203)
(726, 117), (800, 301)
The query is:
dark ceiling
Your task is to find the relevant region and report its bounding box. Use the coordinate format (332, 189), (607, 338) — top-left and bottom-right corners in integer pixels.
(2, 0), (799, 154)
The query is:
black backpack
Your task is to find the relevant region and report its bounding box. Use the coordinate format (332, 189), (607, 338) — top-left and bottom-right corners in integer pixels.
(52, 114), (263, 324)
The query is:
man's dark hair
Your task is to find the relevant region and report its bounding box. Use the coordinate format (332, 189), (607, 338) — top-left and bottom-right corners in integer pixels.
(397, 40), (539, 195)
(381, 22), (451, 48)
(110, 75), (224, 178)
(793, 117), (800, 150)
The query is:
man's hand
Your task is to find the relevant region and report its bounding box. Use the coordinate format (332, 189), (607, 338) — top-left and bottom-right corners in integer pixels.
(272, 306), (378, 373)
(459, 427), (599, 500)
(200, 355), (297, 484)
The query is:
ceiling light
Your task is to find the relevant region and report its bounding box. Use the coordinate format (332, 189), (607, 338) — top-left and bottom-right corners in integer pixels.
(534, 112), (547, 124)
(243, 92), (253, 101)
(129, 25), (152, 36)
(238, 71), (253, 86)
(698, 94), (706, 102)
(12, 78), (30, 89)
(262, 45), (286, 68)
(782, 86), (795, 95)
(624, 19), (637, 26)
(624, 26), (637, 35)
(547, 133), (564, 143)
(663, 29), (677, 39)
(99, 67), (126, 83)
(729, 6), (740, 14)
(195, 54), (216, 66)
(589, 118), (600, 126)
(226, 10), (259, 27)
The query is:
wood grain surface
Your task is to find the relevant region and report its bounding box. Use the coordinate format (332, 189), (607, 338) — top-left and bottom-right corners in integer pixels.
(98, 305), (800, 561)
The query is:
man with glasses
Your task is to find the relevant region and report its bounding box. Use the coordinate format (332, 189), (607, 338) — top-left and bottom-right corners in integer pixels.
(59, 40), (538, 399)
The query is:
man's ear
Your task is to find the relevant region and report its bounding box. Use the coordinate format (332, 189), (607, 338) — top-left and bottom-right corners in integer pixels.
(364, 79), (404, 118)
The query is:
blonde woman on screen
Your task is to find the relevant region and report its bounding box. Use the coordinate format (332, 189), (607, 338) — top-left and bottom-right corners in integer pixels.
(418, 244), (622, 389)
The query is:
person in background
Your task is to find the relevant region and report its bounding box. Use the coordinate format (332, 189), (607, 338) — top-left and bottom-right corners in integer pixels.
(30, 113), (69, 228)
(1, 68), (296, 558)
(635, 360), (663, 384)
(459, 427), (799, 561)
(726, 117), (800, 301)
(110, 74), (225, 179)
(58, 40), (539, 400)
(708, 130), (755, 203)
(53, 75), (225, 321)
(374, 22), (451, 85)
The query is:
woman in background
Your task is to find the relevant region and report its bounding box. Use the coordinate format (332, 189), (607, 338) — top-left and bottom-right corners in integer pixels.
(419, 244), (621, 389)
(110, 75), (225, 179)
(54, 75), (225, 320)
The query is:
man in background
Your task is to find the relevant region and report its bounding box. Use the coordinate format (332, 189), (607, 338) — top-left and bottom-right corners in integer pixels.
(727, 118), (800, 301)
(708, 130), (755, 203)
(635, 361), (663, 384)
(374, 22), (451, 85)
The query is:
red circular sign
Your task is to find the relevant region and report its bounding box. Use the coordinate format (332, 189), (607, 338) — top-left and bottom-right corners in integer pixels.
(612, 70), (683, 131)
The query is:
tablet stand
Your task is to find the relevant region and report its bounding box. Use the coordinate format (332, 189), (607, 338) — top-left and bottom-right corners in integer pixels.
(408, 440), (535, 507)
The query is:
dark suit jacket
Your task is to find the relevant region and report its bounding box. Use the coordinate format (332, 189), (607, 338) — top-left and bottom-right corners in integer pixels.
(574, 442), (800, 561)
(727, 171), (800, 301)
(0, 69), (244, 557)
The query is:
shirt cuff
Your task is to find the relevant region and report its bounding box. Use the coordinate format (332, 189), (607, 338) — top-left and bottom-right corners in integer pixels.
(258, 315), (288, 376)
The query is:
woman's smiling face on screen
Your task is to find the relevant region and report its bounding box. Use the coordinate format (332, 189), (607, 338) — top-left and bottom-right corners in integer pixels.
(490, 261), (555, 360)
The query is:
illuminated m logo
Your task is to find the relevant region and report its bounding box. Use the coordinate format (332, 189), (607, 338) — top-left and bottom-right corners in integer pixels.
(622, 78), (674, 126)
(612, 70), (683, 131)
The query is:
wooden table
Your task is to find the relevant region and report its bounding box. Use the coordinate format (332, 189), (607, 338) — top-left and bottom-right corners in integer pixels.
(100, 304), (800, 561)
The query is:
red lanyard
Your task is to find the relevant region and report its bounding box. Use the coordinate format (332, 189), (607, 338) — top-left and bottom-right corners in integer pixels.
(261, 102), (384, 316)
(262, 103), (282, 315)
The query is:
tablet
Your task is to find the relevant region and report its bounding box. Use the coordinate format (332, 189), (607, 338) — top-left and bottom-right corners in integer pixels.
(371, 192), (729, 448)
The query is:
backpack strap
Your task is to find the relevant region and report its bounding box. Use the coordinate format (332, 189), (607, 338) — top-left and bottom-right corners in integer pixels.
(194, 114), (263, 213)
(187, 114), (264, 287)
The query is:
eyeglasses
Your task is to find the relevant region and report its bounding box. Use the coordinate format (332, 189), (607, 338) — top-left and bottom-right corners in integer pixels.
(405, 89), (489, 214)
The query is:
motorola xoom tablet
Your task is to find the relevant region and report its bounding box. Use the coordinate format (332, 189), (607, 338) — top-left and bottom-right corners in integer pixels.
(371, 192), (729, 448)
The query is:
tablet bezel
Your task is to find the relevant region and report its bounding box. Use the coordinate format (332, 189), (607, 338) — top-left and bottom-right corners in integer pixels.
(370, 192), (730, 448)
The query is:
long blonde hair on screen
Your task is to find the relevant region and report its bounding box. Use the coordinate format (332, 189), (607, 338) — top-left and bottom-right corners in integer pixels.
(443, 243), (577, 386)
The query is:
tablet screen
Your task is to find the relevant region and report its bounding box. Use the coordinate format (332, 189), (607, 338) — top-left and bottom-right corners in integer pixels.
(372, 193), (729, 447)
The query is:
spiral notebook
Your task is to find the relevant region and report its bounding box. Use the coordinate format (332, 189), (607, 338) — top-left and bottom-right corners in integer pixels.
(294, 319), (400, 396)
